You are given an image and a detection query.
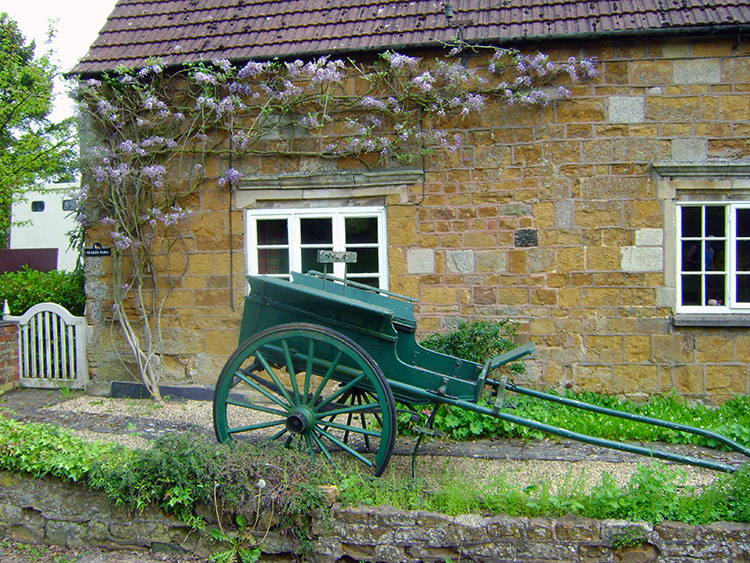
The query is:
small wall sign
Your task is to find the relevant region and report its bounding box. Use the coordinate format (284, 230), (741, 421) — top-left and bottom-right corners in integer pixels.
(317, 250), (357, 263)
(84, 243), (112, 257)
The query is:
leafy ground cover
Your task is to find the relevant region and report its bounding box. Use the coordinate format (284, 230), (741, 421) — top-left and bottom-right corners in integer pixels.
(1, 415), (750, 530)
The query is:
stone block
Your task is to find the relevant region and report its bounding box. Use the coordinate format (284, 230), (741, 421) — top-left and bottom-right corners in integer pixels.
(695, 335), (735, 363)
(632, 60), (673, 85)
(582, 288), (621, 307)
(706, 365), (747, 395)
(555, 516), (601, 541)
(624, 335), (651, 363)
(609, 96), (645, 123)
(554, 200), (575, 229)
(613, 364), (660, 395)
(575, 365), (613, 394)
(421, 286), (457, 305)
(445, 250), (474, 273)
(671, 138), (708, 161)
(646, 96), (701, 121)
(673, 58), (721, 84)
(587, 335), (623, 363)
(476, 250), (506, 273)
(587, 246), (620, 271)
(406, 248), (435, 274)
(652, 334), (695, 366)
(635, 228), (663, 247)
(719, 94), (750, 120)
(621, 247), (664, 273)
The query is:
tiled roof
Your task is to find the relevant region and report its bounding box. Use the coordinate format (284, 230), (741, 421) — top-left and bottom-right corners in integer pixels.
(71, 0), (750, 75)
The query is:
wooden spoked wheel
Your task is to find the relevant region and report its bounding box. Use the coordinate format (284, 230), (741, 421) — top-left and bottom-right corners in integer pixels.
(213, 323), (397, 476)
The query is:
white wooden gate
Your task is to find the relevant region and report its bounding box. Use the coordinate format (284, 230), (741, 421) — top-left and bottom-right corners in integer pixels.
(4, 302), (89, 389)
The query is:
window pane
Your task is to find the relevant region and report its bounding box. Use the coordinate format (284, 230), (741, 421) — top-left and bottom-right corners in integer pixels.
(705, 206), (725, 237)
(738, 240), (750, 272)
(682, 241), (701, 271)
(681, 275), (701, 306)
(737, 275), (750, 303)
(681, 206), (701, 237)
(347, 248), (379, 274)
(258, 249), (289, 275)
(705, 240), (725, 272)
(346, 217), (378, 244)
(257, 220), (288, 245)
(352, 276), (379, 288)
(705, 274), (725, 306)
(301, 218), (332, 244)
(737, 209), (750, 238)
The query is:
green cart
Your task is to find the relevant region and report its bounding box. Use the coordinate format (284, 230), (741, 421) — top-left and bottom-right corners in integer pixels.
(213, 271), (750, 476)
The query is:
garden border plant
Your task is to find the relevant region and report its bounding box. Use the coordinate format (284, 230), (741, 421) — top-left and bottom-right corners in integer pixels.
(73, 43), (599, 402)
(2, 416), (750, 533)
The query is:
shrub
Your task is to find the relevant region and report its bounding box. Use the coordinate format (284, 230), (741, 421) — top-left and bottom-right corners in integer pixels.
(0, 266), (85, 315)
(421, 320), (524, 372)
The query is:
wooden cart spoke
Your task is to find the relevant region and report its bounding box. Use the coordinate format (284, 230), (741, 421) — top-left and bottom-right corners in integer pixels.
(255, 349), (294, 406)
(227, 418), (286, 435)
(226, 398), (287, 418)
(281, 339), (301, 403)
(233, 369), (290, 410)
(317, 372), (367, 410)
(310, 349), (344, 405)
(315, 427), (375, 468)
(317, 418), (382, 438)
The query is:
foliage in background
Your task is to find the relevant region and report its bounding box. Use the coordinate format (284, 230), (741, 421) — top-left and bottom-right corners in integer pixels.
(420, 319), (525, 373)
(413, 321), (750, 448)
(0, 417), (119, 481)
(0, 266), (85, 315)
(73, 46), (597, 401)
(414, 391), (750, 446)
(0, 13), (77, 248)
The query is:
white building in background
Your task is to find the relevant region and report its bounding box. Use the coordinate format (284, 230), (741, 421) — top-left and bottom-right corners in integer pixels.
(10, 182), (80, 271)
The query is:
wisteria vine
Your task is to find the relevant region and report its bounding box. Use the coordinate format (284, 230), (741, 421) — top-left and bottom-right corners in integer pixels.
(74, 44), (598, 399)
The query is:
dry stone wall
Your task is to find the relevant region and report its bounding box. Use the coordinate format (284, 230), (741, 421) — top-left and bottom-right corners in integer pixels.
(2, 471), (750, 562)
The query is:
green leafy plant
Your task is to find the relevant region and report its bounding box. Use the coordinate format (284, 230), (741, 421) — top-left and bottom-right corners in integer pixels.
(210, 515), (262, 563)
(0, 417), (120, 481)
(0, 266), (85, 315)
(421, 320), (525, 371)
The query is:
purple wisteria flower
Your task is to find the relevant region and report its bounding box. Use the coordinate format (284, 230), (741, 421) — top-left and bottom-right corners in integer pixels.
(218, 168), (243, 187)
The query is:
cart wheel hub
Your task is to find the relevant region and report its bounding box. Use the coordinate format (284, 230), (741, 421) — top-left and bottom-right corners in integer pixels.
(286, 407), (314, 434)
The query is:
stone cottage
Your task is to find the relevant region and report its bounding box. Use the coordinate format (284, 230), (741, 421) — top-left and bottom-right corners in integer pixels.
(72, 0), (750, 402)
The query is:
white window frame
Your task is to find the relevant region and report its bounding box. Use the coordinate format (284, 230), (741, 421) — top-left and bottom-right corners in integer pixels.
(245, 206), (389, 288)
(675, 201), (750, 314)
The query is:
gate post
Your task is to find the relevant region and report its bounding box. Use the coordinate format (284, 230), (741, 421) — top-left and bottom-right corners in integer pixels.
(0, 320), (20, 393)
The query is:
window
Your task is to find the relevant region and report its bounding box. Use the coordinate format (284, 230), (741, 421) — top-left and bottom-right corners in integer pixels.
(677, 202), (750, 312)
(31, 201), (45, 212)
(246, 207), (388, 288)
(62, 199), (77, 211)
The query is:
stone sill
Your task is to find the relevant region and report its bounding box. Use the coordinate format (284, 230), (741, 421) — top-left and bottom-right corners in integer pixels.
(673, 314), (750, 327)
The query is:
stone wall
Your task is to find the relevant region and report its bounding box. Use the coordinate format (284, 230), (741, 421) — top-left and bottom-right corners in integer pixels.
(0, 321), (19, 392)
(1, 471), (749, 562)
(83, 33), (750, 403)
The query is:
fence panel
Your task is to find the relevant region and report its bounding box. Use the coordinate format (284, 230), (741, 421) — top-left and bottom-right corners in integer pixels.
(3, 303), (88, 389)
